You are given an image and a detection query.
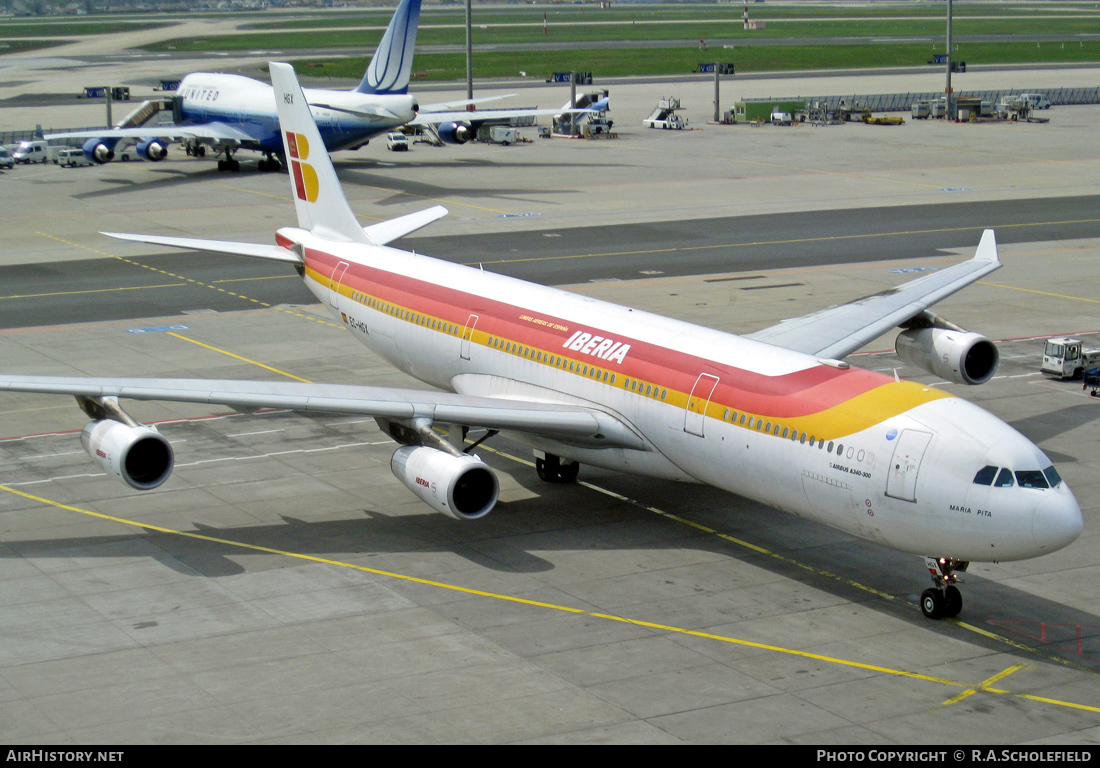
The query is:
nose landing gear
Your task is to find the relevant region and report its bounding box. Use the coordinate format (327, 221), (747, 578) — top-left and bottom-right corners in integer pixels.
(921, 556), (969, 619)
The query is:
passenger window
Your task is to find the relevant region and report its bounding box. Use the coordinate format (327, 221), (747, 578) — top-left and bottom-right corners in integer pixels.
(739, 414), (746, 425)
(827, 441), (834, 453)
(995, 468), (1015, 487)
(1015, 470), (1049, 489)
(781, 427), (789, 438)
(800, 433), (807, 445)
(973, 466), (998, 485)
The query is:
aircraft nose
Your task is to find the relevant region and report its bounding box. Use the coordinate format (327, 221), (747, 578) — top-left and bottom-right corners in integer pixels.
(1032, 490), (1084, 554)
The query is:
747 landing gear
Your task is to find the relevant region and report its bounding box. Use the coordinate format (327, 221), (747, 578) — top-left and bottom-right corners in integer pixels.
(920, 556), (969, 619)
(534, 451), (580, 484)
(216, 149), (240, 172)
(257, 153), (283, 172)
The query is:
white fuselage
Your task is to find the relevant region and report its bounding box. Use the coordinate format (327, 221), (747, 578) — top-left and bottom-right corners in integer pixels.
(280, 227), (1083, 563)
(176, 73), (418, 154)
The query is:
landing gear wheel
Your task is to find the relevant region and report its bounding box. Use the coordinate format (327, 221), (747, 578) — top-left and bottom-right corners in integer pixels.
(921, 588), (944, 620)
(535, 456), (554, 482)
(535, 454), (580, 484)
(558, 460), (579, 483)
(943, 585), (963, 618)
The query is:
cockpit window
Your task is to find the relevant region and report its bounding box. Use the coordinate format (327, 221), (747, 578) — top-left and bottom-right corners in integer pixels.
(994, 468), (1015, 487)
(1016, 470), (1050, 489)
(1043, 466), (1062, 488)
(973, 466), (998, 485)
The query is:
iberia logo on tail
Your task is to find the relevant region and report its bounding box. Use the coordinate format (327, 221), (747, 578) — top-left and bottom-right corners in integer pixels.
(286, 131), (319, 202)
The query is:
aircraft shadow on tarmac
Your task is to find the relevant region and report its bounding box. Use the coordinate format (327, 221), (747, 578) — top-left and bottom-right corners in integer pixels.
(71, 166), (237, 200)
(4, 424), (1098, 673)
(1010, 402), (1100, 465)
(335, 167), (576, 208)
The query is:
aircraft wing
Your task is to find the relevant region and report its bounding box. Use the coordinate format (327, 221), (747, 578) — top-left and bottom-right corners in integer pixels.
(418, 94), (516, 112)
(744, 230), (1001, 360)
(410, 107), (589, 125)
(45, 122), (260, 144)
(0, 375), (646, 450)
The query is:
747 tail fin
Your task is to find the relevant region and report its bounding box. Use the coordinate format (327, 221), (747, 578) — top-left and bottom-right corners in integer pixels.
(356, 0), (422, 95)
(270, 62), (371, 245)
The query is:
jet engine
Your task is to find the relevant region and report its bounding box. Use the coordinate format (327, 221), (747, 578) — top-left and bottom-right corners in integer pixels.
(136, 139), (168, 162)
(437, 121), (474, 145)
(81, 419), (174, 490)
(895, 327), (999, 385)
(82, 137), (116, 164)
(390, 445), (499, 520)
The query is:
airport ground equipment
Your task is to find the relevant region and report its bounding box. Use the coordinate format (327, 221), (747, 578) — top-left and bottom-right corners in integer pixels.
(1041, 337), (1100, 379)
(861, 112), (905, 126)
(553, 89), (609, 135)
(1082, 367), (1100, 397)
(643, 98), (687, 129)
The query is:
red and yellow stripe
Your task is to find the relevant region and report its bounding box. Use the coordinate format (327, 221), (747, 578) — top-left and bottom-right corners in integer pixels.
(302, 249), (950, 442)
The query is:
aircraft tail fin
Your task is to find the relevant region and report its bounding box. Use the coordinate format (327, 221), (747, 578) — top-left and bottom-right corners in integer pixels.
(270, 62), (370, 244)
(356, 0), (422, 95)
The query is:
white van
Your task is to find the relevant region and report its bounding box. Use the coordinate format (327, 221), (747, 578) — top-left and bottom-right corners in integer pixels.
(0, 147), (13, 170)
(1019, 93), (1051, 110)
(13, 140), (49, 164)
(56, 148), (94, 168)
(386, 132), (409, 151)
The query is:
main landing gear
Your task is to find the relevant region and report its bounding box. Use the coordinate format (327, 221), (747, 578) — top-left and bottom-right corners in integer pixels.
(920, 556), (969, 619)
(535, 451), (580, 484)
(217, 154), (241, 172)
(257, 153), (283, 172)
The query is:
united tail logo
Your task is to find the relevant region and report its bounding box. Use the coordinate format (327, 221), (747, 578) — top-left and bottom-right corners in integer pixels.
(286, 131), (319, 203)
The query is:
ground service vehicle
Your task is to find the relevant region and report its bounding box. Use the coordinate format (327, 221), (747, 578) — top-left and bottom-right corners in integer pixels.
(13, 140), (49, 164)
(1040, 337), (1100, 379)
(56, 148), (95, 167)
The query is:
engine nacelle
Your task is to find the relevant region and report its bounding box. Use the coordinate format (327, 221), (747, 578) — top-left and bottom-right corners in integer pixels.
(437, 121), (474, 145)
(895, 327), (999, 385)
(82, 137), (115, 164)
(136, 139), (168, 161)
(390, 446), (498, 520)
(81, 419), (174, 490)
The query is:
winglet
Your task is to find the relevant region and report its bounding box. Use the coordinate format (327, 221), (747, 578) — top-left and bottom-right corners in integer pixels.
(975, 228), (999, 264)
(356, 0), (422, 95)
(269, 62), (370, 245)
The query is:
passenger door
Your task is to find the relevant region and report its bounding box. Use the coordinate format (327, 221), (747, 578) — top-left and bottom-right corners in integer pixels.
(886, 429), (933, 502)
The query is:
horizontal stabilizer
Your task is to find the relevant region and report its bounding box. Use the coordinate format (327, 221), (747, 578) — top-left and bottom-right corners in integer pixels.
(102, 232), (302, 264)
(364, 206), (447, 246)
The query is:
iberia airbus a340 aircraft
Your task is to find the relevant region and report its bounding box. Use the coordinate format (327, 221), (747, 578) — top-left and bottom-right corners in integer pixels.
(2, 64), (1083, 620)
